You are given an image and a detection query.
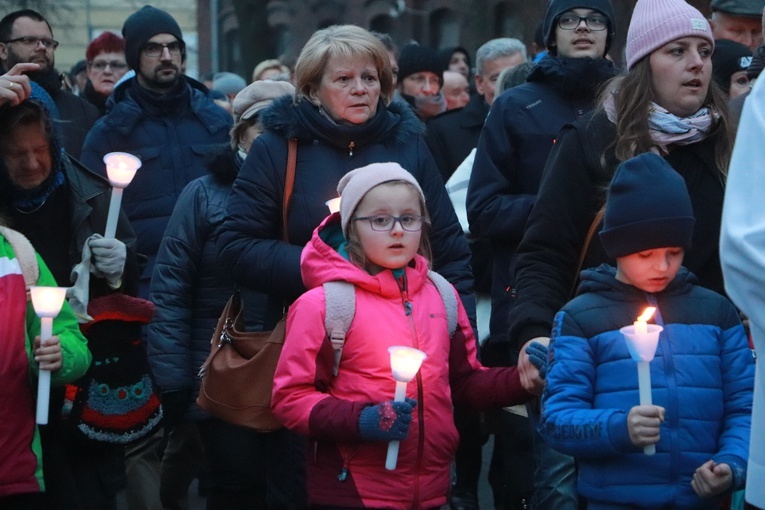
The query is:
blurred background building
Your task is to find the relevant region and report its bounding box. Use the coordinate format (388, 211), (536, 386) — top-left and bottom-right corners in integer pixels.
(14, 0), (710, 81)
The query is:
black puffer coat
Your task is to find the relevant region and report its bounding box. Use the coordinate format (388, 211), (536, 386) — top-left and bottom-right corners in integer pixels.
(218, 96), (474, 329)
(148, 151), (271, 420)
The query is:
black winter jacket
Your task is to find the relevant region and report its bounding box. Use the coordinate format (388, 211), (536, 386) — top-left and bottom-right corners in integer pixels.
(507, 110), (726, 349)
(425, 92), (489, 182)
(148, 151), (271, 420)
(218, 96), (475, 329)
(466, 56), (616, 348)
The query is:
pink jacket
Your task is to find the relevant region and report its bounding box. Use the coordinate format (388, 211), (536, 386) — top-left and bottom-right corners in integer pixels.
(272, 215), (531, 509)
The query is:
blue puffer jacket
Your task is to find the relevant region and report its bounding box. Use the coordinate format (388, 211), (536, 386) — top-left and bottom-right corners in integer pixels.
(80, 76), (232, 298)
(147, 151), (273, 420)
(218, 96), (474, 329)
(539, 264), (754, 509)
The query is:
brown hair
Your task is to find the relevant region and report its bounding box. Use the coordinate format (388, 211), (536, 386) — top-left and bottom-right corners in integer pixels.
(602, 56), (732, 179)
(344, 181), (432, 273)
(293, 25), (394, 104)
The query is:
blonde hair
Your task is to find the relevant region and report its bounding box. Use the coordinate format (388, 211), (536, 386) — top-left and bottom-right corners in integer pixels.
(251, 59), (290, 82)
(294, 25), (394, 104)
(344, 181), (432, 272)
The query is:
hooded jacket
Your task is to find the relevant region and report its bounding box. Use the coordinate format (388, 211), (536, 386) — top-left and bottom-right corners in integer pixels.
(80, 76), (232, 298)
(0, 230), (91, 497)
(217, 96), (474, 329)
(539, 264), (753, 509)
(272, 214), (531, 509)
(507, 110), (726, 349)
(467, 55), (616, 348)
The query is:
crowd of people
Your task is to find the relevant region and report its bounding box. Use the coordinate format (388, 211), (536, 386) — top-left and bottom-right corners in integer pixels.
(0, 0), (762, 509)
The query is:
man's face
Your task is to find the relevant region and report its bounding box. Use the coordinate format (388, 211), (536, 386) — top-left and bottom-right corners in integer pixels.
(136, 33), (183, 92)
(442, 70), (470, 110)
(0, 17), (55, 72)
(552, 8), (609, 59)
(0, 119), (52, 190)
(710, 11), (763, 50)
(475, 52), (526, 105)
(400, 71), (441, 97)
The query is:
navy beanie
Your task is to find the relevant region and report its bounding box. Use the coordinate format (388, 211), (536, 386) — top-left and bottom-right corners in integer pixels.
(122, 5), (184, 70)
(397, 43), (444, 83)
(599, 153), (695, 259)
(543, 0), (615, 56)
(712, 39), (752, 93)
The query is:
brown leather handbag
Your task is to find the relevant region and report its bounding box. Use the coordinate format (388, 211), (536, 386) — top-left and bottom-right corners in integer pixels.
(196, 139), (297, 432)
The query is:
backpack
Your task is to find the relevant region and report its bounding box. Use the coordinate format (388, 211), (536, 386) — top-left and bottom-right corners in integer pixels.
(323, 270), (459, 376)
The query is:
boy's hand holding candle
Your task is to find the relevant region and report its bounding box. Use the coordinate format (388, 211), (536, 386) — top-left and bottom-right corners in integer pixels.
(627, 404), (665, 449)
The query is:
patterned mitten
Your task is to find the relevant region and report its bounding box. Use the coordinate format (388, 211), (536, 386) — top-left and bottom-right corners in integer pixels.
(526, 341), (549, 379)
(358, 398), (417, 442)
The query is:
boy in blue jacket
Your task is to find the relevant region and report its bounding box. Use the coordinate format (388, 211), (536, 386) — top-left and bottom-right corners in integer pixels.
(538, 152), (754, 509)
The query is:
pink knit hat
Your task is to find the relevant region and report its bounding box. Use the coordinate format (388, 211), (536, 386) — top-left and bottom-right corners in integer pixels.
(337, 162), (425, 236)
(626, 0), (714, 69)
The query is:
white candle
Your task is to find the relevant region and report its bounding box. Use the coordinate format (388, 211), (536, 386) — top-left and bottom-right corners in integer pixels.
(29, 286), (66, 426)
(326, 197), (341, 214)
(634, 319), (648, 335)
(103, 152), (141, 239)
(637, 361), (655, 455)
(385, 346), (426, 471)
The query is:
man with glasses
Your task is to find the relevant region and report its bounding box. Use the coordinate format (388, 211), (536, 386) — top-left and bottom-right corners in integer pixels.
(80, 6), (231, 509)
(0, 9), (99, 159)
(467, 1), (617, 509)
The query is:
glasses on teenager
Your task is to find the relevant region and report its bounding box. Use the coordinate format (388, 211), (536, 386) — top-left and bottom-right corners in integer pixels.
(352, 214), (425, 232)
(143, 41), (184, 58)
(3, 36), (59, 49)
(558, 14), (607, 31)
(89, 60), (128, 71)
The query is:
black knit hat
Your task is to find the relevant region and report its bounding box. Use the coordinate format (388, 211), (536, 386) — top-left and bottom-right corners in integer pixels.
(712, 39), (752, 93)
(599, 153), (695, 259)
(122, 5), (184, 70)
(397, 43), (444, 83)
(543, 0), (615, 56)
(748, 43), (765, 79)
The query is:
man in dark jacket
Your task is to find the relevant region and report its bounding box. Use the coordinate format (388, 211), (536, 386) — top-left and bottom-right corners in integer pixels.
(80, 6), (232, 301)
(467, 1), (617, 509)
(0, 9), (99, 159)
(79, 6), (231, 508)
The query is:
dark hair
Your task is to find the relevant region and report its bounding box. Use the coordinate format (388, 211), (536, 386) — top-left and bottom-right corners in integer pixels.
(0, 9), (52, 41)
(86, 31), (125, 62)
(0, 100), (50, 140)
(601, 57), (731, 178)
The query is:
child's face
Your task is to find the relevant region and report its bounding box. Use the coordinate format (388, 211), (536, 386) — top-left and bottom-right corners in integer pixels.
(352, 182), (423, 275)
(615, 247), (684, 293)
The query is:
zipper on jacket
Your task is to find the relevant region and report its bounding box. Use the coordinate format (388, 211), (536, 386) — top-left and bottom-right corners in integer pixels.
(348, 141), (355, 157)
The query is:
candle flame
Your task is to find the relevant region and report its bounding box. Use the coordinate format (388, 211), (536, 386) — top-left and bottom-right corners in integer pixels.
(637, 307), (656, 322)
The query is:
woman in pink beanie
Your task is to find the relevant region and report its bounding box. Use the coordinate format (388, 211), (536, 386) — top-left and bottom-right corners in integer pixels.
(508, 3), (734, 503)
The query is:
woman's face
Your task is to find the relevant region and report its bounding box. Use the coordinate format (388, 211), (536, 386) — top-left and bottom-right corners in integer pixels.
(649, 37), (712, 117)
(310, 53), (381, 126)
(86, 51), (129, 97)
(728, 70), (751, 99)
(238, 123), (262, 153)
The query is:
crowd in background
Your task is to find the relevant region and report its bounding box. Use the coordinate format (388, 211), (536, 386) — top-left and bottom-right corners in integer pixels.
(0, 0), (763, 509)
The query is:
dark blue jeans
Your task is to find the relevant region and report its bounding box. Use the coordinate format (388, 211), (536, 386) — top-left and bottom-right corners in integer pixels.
(198, 419), (307, 510)
(527, 401), (579, 510)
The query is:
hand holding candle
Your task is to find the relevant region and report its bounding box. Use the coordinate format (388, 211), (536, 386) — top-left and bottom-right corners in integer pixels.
(29, 286), (67, 425)
(385, 346), (426, 470)
(620, 307), (663, 455)
(103, 152), (141, 239)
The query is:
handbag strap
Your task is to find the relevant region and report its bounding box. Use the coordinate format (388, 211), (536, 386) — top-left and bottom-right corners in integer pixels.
(569, 206), (605, 299)
(283, 138), (298, 243)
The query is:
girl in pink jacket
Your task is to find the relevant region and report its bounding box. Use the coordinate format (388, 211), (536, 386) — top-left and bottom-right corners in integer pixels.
(272, 162), (543, 509)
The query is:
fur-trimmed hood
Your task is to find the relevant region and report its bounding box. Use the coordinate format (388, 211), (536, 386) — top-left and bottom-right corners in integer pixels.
(258, 95), (425, 150)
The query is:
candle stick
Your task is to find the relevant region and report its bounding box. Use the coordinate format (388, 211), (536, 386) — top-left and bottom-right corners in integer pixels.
(386, 346), (427, 470)
(620, 307), (662, 455)
(29, 286), (67, 425)
(103, 152), (141, 238)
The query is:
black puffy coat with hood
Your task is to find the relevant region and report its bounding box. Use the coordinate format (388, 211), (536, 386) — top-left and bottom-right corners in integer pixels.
(218, 96), (475, 329)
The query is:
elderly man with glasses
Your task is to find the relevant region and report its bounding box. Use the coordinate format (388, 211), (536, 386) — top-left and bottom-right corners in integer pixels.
(80, 6), (231, 508)
(0, 9), (99, 159)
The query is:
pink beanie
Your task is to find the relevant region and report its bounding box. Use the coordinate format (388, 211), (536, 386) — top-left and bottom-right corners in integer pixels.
(626, 0), (714, 69)
(337, 162), (425, 236)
